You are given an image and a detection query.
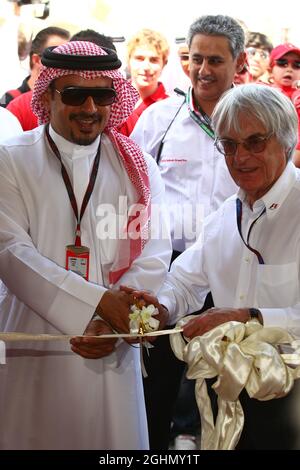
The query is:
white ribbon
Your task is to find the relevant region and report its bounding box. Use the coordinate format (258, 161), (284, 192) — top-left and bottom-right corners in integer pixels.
(170, 318), (300, 450)
(0, 328), (183, 374)
(0, 329), (181, 342)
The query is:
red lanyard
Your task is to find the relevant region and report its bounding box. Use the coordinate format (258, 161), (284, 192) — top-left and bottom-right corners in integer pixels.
(45, 124), (102, 246)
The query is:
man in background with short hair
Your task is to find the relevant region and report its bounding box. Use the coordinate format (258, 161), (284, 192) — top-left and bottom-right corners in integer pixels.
(1, 26), (70, 107)
(246, 31), (273, 83)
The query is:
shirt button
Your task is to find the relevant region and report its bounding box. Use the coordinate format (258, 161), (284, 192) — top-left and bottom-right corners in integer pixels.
(239, 294), (245, 300)
(245, 257), (250, 263)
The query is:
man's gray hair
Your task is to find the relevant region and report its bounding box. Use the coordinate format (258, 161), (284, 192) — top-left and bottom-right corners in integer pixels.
(212, 84), (298, 161)
(187, 15), (245, 58)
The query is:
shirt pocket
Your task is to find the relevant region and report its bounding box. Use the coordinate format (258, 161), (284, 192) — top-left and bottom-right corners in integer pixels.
(97, 208), (124, 266)
(256, 262), (299, 307)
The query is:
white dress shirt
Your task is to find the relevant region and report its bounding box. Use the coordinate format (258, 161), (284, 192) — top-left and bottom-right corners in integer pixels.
(131, 93), (238, 251)
(159, 162), (300, 339)
(0, 124), (171, 449)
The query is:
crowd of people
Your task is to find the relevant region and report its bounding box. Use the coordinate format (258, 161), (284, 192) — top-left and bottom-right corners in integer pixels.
(0, 11), (300, 452)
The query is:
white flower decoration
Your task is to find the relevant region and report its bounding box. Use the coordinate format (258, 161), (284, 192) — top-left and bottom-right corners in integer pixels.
(129, 303), (160, 335)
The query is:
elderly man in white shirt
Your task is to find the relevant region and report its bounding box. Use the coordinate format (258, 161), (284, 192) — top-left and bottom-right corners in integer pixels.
(128, 84), (300, 449)
(162, 85), (299, 337)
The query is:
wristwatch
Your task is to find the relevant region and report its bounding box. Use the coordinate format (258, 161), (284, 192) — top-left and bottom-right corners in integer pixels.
(249, 308), (262, 323)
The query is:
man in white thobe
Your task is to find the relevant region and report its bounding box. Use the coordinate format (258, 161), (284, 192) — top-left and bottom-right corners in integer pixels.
(0, 41), (171, 449)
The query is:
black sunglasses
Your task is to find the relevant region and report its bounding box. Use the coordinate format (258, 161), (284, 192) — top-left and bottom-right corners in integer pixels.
(54, 87), (116, 106)
(275, 58), (300, 70)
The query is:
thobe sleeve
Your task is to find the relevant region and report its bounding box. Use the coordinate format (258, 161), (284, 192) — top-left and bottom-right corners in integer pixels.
(0, 107), (23, 140)
(0, 150), (105, 334)
(113, 154), (172, 294)
(158, 234), (210, 325)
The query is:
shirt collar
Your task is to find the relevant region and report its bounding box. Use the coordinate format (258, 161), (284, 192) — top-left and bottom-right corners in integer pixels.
(19, 76), (31, 93)
(237, 161), (297, 217)
(144, 82), (168, 106)
(49, 124), (101, 160)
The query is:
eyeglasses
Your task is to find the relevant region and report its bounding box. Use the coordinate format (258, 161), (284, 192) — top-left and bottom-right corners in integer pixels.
(54, 87), (116, 106)
(274, 58), (300, 70)
(215, 133), (273, 156)
(247, 47), (269, 60)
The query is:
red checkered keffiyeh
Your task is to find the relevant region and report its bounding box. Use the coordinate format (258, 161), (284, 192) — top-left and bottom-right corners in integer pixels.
(32, 41), (151, 285)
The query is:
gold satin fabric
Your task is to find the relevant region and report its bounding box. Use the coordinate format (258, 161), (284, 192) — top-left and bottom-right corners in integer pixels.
(170, 318), (300, 450)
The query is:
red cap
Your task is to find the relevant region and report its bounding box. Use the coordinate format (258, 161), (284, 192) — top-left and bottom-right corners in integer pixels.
(270, 43), (300, 65)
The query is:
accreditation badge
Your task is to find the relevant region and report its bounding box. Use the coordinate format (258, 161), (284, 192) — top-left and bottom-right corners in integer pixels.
(65, 245), (90, 281)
